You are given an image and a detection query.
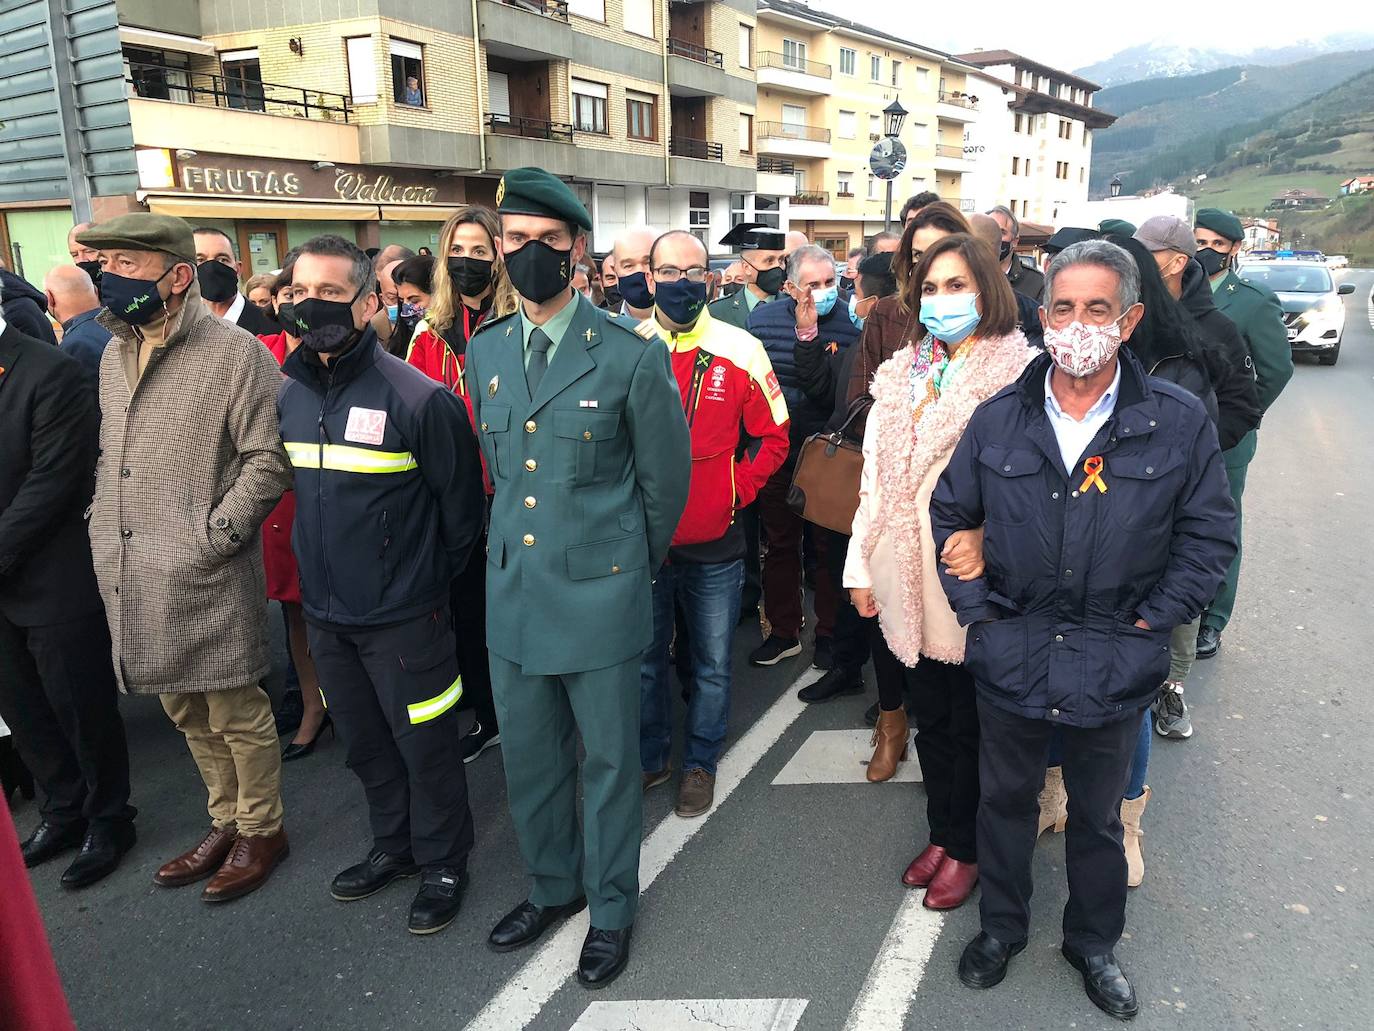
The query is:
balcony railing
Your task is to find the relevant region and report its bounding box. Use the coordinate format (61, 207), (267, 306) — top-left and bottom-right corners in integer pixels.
(668, 38), (723, 67)
(125, 61), (352, 122)
(756, 156), (797, 174)
(484, 113), (574, 143)
(496, 0), (570, 21)
(938, 91), (977, 109)
(757, 51), (832, 78)
(670, 136), (723, 161)
(936, 143), (966, 159)
(836, 189), (855, 198)
(790, 190), (829, 206)
(758, 121), (831, 143)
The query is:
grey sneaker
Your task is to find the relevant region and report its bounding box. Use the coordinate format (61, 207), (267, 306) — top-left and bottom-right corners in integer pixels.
(1153, 681), (1192, 740)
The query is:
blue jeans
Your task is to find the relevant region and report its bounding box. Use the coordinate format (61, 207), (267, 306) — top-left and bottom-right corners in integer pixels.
(640, 560), (744, 776)
(1048, 713), (1151, 800)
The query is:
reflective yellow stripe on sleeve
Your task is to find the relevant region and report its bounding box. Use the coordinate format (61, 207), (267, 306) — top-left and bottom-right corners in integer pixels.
(284, 442), (419, 474)
(407, 677), (463, 724)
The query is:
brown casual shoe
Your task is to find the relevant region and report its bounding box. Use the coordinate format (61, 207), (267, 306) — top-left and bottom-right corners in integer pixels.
(675, 769), (715, 818)
(154, 825), (238, 887)
(642, 767), (671, 792)
(201, 828), (289, 904)
(866, 706), (909, 782)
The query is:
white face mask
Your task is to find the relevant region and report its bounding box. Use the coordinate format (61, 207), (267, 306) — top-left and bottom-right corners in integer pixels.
(1043, 316), (1125, 379)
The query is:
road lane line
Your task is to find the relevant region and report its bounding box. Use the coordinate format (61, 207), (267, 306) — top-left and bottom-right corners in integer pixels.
(463, 676), (812, 1031)
(570, 997), (809, 1030)
(841, 891), (946, 1031)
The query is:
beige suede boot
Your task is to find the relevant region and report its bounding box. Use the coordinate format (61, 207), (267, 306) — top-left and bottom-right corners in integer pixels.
(1121, 785), (1151, 887)
(1037, 765), (1068, 837)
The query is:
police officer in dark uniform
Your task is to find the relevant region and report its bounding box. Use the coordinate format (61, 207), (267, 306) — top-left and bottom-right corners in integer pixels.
(706, 223), (787, 331)
(278, 234), (485, 937)
(467, 169), (690, 989)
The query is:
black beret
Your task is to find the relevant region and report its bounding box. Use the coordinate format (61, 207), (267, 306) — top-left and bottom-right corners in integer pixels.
(1044, 227), (1101, 254)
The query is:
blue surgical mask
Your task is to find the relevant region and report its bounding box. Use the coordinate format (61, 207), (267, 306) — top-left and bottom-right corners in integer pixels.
(618, 271), (654, 310)
(848, 293), (866, 330)
(386, 303), (399, 323)
(919, 292), (981, 345)
(811, 285), (839, 317)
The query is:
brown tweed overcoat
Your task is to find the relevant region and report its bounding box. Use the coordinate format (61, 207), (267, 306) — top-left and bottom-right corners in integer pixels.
(89, 286), (291, 695)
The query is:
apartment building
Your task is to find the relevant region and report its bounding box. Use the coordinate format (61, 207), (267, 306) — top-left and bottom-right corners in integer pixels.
(0, 0), (759, 289)
(753, 0), (985, 255)
(956, 49), (1116, 226)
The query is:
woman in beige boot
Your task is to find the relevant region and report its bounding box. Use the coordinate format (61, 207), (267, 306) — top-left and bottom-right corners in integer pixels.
(844, 221), (1037, 910)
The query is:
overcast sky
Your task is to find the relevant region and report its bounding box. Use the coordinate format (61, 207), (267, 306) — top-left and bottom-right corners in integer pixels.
(810, 0), (1374, 71)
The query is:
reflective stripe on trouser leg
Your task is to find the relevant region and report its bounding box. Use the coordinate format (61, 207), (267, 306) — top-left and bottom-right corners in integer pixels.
(407, 677), (463, 724)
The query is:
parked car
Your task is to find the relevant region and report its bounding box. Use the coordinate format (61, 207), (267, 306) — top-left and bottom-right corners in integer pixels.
(1238, 260), (1355, 366)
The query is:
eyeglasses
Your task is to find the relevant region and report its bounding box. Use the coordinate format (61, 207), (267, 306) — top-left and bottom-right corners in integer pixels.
(653, 265), (710, 284)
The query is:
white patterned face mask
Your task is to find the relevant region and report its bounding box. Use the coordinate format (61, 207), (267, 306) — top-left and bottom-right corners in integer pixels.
(1043, 315), (1125, 378)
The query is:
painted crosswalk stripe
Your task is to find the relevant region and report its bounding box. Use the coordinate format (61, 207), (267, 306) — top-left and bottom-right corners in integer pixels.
(841, 891), (946, 1031)
(462, 678), (811, 1031)
(772, 729), (923, 785)
(570, 998), (808, 1030)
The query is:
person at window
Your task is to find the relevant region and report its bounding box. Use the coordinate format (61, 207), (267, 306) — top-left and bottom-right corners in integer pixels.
(403, 76), (423, 106)
(192, 228), (276, 336)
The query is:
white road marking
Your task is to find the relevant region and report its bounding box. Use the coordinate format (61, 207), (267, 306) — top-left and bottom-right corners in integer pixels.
(570, 998), (808, 1030)
(463, 678), (811, 1031)
(772, 729), (923, 785)
(841, 891), (947, 1031)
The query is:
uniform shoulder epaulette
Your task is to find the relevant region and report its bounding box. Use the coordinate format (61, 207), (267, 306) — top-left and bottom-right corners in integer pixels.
(473, 310), (518, 337)
(603, 309), (648, 337)
(632, 316), (661, 341)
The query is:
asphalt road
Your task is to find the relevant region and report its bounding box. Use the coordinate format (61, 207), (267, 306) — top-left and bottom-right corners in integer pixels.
(24, 270), (1374, 1031)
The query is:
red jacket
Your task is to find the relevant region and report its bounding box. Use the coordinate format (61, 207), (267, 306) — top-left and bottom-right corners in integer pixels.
(635, 308), (789, 547)
(405, 319), (493, 493)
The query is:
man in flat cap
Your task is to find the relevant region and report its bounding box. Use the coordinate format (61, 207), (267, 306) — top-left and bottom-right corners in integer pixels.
(466, 168), (690, 988)
(1184, 211), (1293, 661)
(78, 213), (292, 903)
(707, 222), (787, 331)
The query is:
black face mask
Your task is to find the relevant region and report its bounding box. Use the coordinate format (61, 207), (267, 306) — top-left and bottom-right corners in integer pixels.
(276, 301), (298, 336)
(99, 266), (177, 326)
(998, 240), (1013, 262)
(618, 271), (654, 310)
(720, 282), (744, 298)
(754, 266), (786, 296)
(291, 284), (366, 353)
(77, 259), (102, 286)
(1195, 246), (1229, 277)
(197, 260), (240, 303)
(504, 239), (572, 304)
(602, 284), (623, 310)
(839, 275), (856, 293)
(654, 278), (708, 326)
(447, 256), (493, 297)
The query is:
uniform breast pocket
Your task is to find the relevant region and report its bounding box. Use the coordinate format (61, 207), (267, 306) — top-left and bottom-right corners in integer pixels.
(1107, 448), (1183, 530)
(554, 409), (624, 487)
(977, 444), (1046, 526)
(479, 404), (511, 478)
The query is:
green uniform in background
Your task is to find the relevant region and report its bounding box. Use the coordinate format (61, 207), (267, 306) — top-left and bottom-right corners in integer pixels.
(707, 285), (771, 331)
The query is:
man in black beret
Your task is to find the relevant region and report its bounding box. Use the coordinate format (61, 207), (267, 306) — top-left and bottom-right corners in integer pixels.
(707, 222), (787, 331)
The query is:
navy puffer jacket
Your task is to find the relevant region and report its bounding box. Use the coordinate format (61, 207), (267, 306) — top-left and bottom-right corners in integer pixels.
(930, 350), (1236, 728)
(747, 295), (860, 444)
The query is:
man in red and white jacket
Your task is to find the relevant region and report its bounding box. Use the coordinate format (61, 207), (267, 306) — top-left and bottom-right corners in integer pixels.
(634, 231), (789, 818)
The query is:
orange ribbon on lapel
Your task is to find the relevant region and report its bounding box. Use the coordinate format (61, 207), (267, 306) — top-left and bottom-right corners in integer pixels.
(1079, 455), (1108, 494)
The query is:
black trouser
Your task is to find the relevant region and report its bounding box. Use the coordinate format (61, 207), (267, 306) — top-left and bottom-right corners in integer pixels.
(307, 607), (474, 870)
(740, 502), (762, 614)
(818, 526), (871, 673)
(871, 634), (979, 861)
(450, 531), (496, 733)
(976, 701), (1142, 954)
(0, 610), (133, 831)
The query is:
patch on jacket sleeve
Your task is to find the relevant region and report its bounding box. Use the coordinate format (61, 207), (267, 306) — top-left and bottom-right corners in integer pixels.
(345, 407), (387, 445)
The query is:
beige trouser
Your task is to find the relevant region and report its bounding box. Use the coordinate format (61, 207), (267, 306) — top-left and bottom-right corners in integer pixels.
(160, 684), (284, 837)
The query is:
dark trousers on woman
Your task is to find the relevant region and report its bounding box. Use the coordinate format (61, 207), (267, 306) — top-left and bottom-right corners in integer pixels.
(450, 530), (496, 733)
(871, 631), (979, 862)
(818, 526), (871, 675)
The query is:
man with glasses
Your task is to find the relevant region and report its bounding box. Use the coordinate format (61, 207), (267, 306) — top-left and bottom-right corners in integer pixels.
(632, 231), (789, 817)
(707, 223), (787, 331)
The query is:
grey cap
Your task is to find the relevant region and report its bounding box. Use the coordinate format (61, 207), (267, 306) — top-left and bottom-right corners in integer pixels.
(1133, 215), (1196, 257)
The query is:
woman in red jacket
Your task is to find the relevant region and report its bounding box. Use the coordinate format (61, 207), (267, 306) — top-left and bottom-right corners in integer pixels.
(405, 206), (515, 764)
(259, 264), (330, 760)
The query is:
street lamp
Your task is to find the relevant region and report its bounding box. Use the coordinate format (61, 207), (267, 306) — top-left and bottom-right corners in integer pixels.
(1109, 175), (1123, 198)
(878, 98), (909, 230)
(883, 99), (908, 139)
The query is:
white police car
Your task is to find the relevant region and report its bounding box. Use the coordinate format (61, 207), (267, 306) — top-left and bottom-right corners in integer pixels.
(1237, 259), (1355, 366)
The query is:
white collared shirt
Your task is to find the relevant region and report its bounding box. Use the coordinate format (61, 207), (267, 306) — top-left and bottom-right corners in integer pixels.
(1043, 362), (1121, 477)
(224, 292), (246, 325)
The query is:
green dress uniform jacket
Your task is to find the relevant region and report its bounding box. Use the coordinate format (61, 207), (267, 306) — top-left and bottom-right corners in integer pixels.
(707, 288), (772, 332)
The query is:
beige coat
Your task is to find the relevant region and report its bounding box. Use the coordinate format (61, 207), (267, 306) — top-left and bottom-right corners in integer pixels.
(89, 285), (291, 695)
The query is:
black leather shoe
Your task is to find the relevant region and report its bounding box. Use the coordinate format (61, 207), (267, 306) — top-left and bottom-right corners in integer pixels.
(1061, 946), (1139, 1020)
(1195, 624), (1221, 660)
(408, 867), (466, 935)
(60, 823), (136, 889)
(281, 714), (334, 762)
(330, 849), (419, 901)
(958, 931), (1027, 989)
(798, 667), (864, 703)
(21, 820), (87, 869)
(576, 925), (632, 989)
(488, 896), (588, 953)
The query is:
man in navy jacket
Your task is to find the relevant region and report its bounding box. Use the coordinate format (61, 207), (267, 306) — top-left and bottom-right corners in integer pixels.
(930, 240), (1236, 1020)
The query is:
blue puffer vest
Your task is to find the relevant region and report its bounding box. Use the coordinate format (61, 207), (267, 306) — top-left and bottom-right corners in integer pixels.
(747, 295), (860, 442)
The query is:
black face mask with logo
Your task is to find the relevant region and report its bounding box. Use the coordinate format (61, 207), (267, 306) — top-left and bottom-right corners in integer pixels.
(1194, 246), (1229, 277)
(447, 256), (494, 297)
(504, 239), (572, 304)
(100, 265), (177, 326)
(292, 284), (367, 353)
(197, 259), (240, 303)
(77, 259), (103, 287)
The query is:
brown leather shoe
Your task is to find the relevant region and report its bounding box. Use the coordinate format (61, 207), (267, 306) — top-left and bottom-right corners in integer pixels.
(923, 857), (978, 910)
(201, 828), (289, 904)
(866, 707), (909, 782)
(901, 843), (947, 888)
(675, 769), (715, 818)
(643, 767), (671, 792)
(154, 825), (238, 887)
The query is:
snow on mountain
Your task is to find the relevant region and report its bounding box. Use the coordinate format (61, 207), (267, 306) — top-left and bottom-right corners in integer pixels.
(1077, 33), (1374, 87)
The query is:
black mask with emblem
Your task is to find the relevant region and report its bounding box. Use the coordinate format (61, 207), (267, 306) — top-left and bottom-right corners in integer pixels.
(292, 283), (367, 354)
(504, 239), (572, 304)
(1195, 246), (1229, 278)
(77, 259), (103, 287)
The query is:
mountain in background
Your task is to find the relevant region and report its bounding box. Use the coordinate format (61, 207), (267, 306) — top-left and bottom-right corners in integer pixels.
(1076, 32), (1374, 87)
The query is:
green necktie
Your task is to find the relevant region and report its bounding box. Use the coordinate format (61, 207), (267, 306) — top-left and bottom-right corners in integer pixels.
(526, 327), (552, 396)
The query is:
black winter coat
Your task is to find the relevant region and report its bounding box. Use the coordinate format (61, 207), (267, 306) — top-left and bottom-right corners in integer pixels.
(931, 351), (1236, 728)
(1178, 261), (1260, 450)
(0, 269), (58, 347)
(748, 295), (860, 445)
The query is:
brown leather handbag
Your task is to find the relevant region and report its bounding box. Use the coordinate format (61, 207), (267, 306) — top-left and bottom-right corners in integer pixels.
(786, 396), (870, 535)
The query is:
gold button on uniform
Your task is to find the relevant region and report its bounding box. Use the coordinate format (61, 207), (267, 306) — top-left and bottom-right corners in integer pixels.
(523, 533), (535, 546)
(525, 420), (537, 433)
(525, 458), (537, 471)
(611, 565), (621, 574)
(583, 430), (593, 440)
(524, 496), (536, 509)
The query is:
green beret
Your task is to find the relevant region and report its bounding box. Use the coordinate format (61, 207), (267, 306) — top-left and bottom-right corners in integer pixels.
(496, 167), (592, 231)
(75, 213), (197, 263)
(1098, 218), (1137, 237)
(1195, 207), (1244, 243)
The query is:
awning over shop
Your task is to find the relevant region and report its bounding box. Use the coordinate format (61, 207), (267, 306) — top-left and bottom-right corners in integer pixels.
(379, 206), (455, 222)
(145, 196), (381, 222)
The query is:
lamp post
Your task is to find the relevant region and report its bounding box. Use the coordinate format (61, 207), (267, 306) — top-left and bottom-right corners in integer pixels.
(1109, 175), (1123, 198)
(881, 98), (908, 230)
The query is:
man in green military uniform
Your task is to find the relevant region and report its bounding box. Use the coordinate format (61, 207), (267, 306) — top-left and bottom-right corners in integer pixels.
(706, 222), (786, 330)
(466, 168), (690, 989)
(1193, 208), (1294, 660)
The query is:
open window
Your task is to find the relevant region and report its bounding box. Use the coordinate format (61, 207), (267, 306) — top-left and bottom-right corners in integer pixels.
(390, 38), (425, 106)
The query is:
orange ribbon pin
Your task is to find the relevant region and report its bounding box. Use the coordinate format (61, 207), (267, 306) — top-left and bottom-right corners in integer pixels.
(1079, 455), (1108, 494)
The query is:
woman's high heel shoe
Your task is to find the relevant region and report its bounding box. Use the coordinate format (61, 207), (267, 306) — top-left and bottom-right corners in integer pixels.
(282, 714), (334, 762)
(866, 707), (909, 782)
